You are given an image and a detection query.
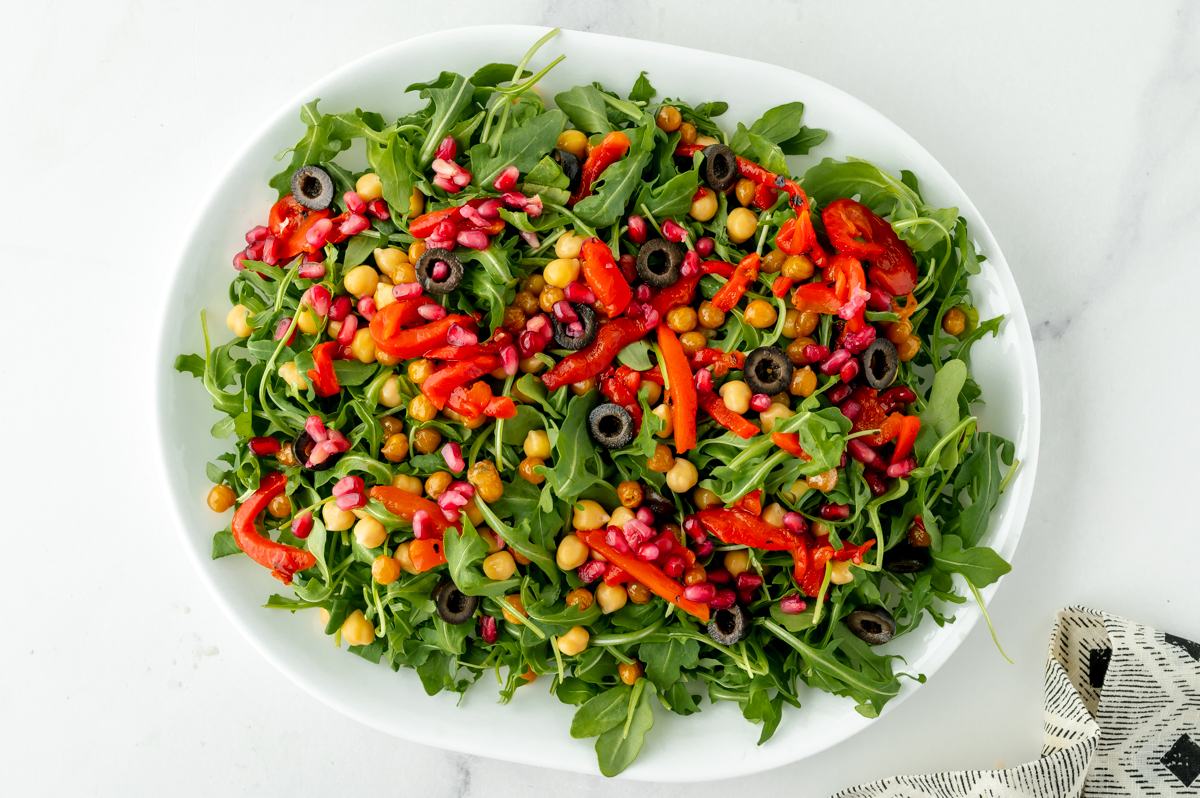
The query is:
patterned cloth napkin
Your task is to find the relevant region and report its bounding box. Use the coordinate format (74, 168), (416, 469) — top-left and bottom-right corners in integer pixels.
(835, 607), (1200, 797)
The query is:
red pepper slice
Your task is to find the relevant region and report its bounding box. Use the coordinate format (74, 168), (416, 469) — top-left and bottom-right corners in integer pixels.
(424, 330), (512, 361)
(822, 198), (918, 296)
(792, 281), (843, 315)
(603, 564), (634, 586)
(891, 415), (921, 464)
(599, 365), (643, 427)
(231, 472), (316, 585)
(732, 490), (763, 516)
(641, 365), (665, 385)
(370, 313), (478, 360)
(409, 538), (448, 572)
(656, 325), (697, 453)
(752, 182), (779, 210)
(702, 260), (735, 278)
(571, 131), (632, 205)
(802, 545), (834, 597)
(791, 546), (809, 585)
(673, 143), (704, 158)
(409, 207), (464, 239)
(484, 395), (517, 419)
(268, 196), (331, 259)
(771, 275), (794, 298)
(832, 539), (876, 564)
(580, 238), (633, 318)
(711, 252), (760, 312)
(850, 386), (906, 447)
(833, 254), (868, 333)
(446, 381), (493, 420)
(694, 508), (804, 551)
(697, 391), (760, 439)
(823, 198), (886, 260)
(649, 274), (701, 318)
(540, 317), (649, 391)
(691, 348), (745, 377)
(421, 355), (501, 410)
(307, 342), (341, 397)
(577, 529), (709, 622)
(368, 486), (460, 536)
(771, 432), (813, 461)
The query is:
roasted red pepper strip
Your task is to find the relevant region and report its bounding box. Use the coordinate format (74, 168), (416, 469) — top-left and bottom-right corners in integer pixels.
(408, 206), (463, 239)
(822, 198), (918, 296)
(833, 254), (868, 333)
(697, 391), (760, 439)
(771, 275), (794, 298)
(711, 252), (760, 312)
(368, 486), (460, 536)
(484, 395), (517, 419)
(421, 355), (501, 410)
(580, 238), (633, 318)
(832, 539), (876, 564)
(641, 365), (664, 385)
(674, 143), (704, 158)
(891, 415), (921, 464)
(691, 348), (745, 376)
(771, 432), (813, 461)
(656, 325), (697, 453)
(802, 545), (834, 597)
(571, 131), (632, 204)
(268, 196), (331, 259)
(379, 296), (440, 331)
(307, 342), (341, 397)
(409, 538), (448, 572)
(732, 490), (763, 516)
(424, 330), (512, 361)
(231, 472), (316, 585)
(541, 317), (648, 391)
(577, 529), (709, 622)
(850, 387), (906, 447)
(370, 313), (478, 360)
(702, 260), (735, 278)
(603, 564), (634, 586)
(649, 274), (701, 318)
(823, 198), (885, 259)
(600, 366), (642, 427)
(792, 282), (843, 315)
(791, 546), (809, 585)
(695, 508), (804, 551)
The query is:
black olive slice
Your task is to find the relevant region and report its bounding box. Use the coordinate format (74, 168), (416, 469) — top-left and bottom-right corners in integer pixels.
(861, 338), (899, 390)
(415, 248), (464, 295)
(292, 429), (342, 472)
(845, 605), (897, 646)
(701, 144), (739, 192)
(883, 540), (931, 574)
(743, 346), (794, 396)
(290, 165), (335, 211)
(551, 148), (582, 193)
(636, 238), (684, 288)
(641, 487), (676, 518)
(434, 580), (478, 625)
(551, 303), (598, 350)
(587, 403), (636, 449)
(707, 604), (750, 645)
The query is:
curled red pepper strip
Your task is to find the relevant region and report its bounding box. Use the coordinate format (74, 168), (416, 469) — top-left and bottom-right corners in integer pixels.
(732, 489), (763, 516)
(832, 254), (868, 333)
(307, 342), (341, 397)
(771, 432), (813, 461)
(599, 365), (642, 428)
(370, 312), (478, 360)
(649, 275), (701, 318)
(421, 355), (501, 410)
(231, 472), (316, 585)
(268, 196), (331, 259)
(641, 365), (665, 385)
(702, 260), (735, 279)
(695, 508), (804, 551)
(381, 297), (441, 331)
(711, 252), (760, 312)
(409, 206), (463, 239)
(657, 325), (697, 453)
(571, 131), (631, 204)
(832, 539), (876, 564)
(771, 275), (794, 298)
(850, 386), (906, 447)
(369, 486), (459, 536)
(484, 395), (517, 420)
(577, 529), (709, 622)
(891, 415), (921, 464)
(802, 546), (834, 597)
(698, 391), (760, 439)
(792, 281), (843, 315)
(581, 238), (633, 318)
(752, 182), (779, 210)
(692, 348), (745, 376)
(540, 317), (649, 391)
(674, 143), (704, 158)
(822, 198), (918, 296)
(424, 330), (512, 361)
(791, 546), (809, 585)
(603, 564), (634, 586)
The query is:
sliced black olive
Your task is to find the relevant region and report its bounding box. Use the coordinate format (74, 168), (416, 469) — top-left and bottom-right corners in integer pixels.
(883, 540), (931, 574)
(636, 238), (683, 288)
(861, 338), (899, 390)
(551, 148), (582, 193)
(292, 429), (342, 472)
(708, 604), (750, 645)
(415, 248), (464, 295)
(845, 605), (897, 646)
(551, 303), (598, 350)
(744, 346), (794, 396)
(434, 580), (478, 625)
(588, 403), (636, 449)
(701, 143), (739, 192)
(290, 165), (334, 211)
(641, 486), (676, 517)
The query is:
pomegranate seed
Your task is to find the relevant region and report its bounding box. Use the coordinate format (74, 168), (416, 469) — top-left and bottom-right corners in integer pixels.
(431, 261), (449, 281)
(708, 589), (735, 609)
(441, 441), (465, 472)
(803, 344), (830, 363)
(694, 540), (714, 557)
(553, 301), (578, 323)
(457, 229), (489, 250)
(841, 400), (862, 420)
(304, 415), (328, 443)
(336, 492), (365, 511)
(291, 513), (313, 539)
(526, 314), (549, 335)
(663, 554), (686, 578)
(493, 166), (520, 191)
(636, 542), (661, 562)
(683, 517), (706, 543)
(246, 240), (266, 260)
(605, 526), (631, 554)
(578, 560), (608, 583)
(843, 325), (877, 355)
(887, 457), (917, 478)
(878, 385), (918, 411)
(566, 321), (583, 336)
(477, 198), (503, 219)
(749, 393), (772, 412)
(783, 512), (807, 534)
(563, 282), (596, 303)
(326, 430), (350, 452)
(635, 507), (655, 525)
(305, 217), (333, 248)
(652, 533), (674, 556)
(479, 615), (498, 644)
(262, 236), (280, 266)
(866, 284), (891, 311)
(695, 237), (714, 257)
(332, 476), (364, 497)
(707, 568), (731, 586)
(357, 296), (377, 320)
(248, 436), (281, 456)
(618, 254), (637, 282)
(336, 314), (359, 345)
(448, 481), (474, 498)
(323, 296), (349, 322)
(367, 198), (390, 220)
(864, 470), (888, 496)
(622, 518), (654, 547)
(819, 503), (850, 520)
(627, 215), (647, 244)
(246, 225), (270, 244)
(392, 282), (423, 300)
(302, 285), (331, 317)
(233, 250), (250, 270)
(681, 250), (701, 277)
(441, 503), (463, 524)
(643, 306), (661, 329)
(517, 330), (545, 357)
(848, 439), (882, 466)
(500, 345), (519, 376)
(434, 136), (457, 161)
(297, 261), (326, 279)
(694, 368), (714, 393)
(736, 590), (755, 606)
(339, 213), (370, 237)
(684, 583), (717, 603)
(780, 594), (807, 615)
(433, 220), (457, 240)
(633, 284), (652, 302)
(662, 219), (688, 243)
(417, 304), (446, 321)
(828, 384), (853, 404)
(304, 249), (325, 264)
(736, 572), (763, 592)
(432, 174), (458, 194)
(839, 287), (869, 321)
(821, 348), (852, 375)
(412, 509), (434, 540)
(840, 359), (860, 383)
(274, 318), (296, 346)
(344, 191), (366, 214)
(446, 322), (478, 347)
(519, 230), (539, 248)
(840, 451), (848, 468)
(438, 489), (469, 510)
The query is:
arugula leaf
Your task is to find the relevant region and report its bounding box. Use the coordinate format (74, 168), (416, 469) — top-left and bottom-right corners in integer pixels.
(533, 392), (609, 505)
(632, 168), (700, 219)
(414, 73), (476, 167)
(269, 101), (351, 197)
(952, 432), (1015, 546)
(595, 679), (656, 777)
(368, 132), (415, 216)
(661, 681), (700, 716)
(629, 72), (656, 103)
(469, 109), (565, 188)
(741, 101), (827, 155)
(556, 676), (598, 706)
(570, 683), (631, 738)
(470, 63), (529, 88)
(473, 497), (560, 585)
(554, 85), (614, 135)
(931, 535), (1011, 588)
(574, 147), (653, 228)
(174, 354), (205, 378)
(730, 123), (788, 175)
(212, 527), (240, 559)
(638, 637), (699, 692)
(443, 516), (519, 597)
(919, 359), (967, 438)
(518, 154), (572, 205)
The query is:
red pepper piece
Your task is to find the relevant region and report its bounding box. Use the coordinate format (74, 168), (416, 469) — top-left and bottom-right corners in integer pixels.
(831, 539), (876, 564)
(370, 313), (478, 360)
(891, 415), (921, 464)
(771, 432), (813, 461)
(649, 274), (701, 318)
(833, 254), (868, 333)
(823, 198), (886, 260)
(822, 198), (918, 296)
(268, 196), (331, 259)
(409, 207), (463, 239)
(673, 143), (704, 158)
(409, 538), (448, 572)
(802, 545), (834, 597)
(791, 281), (843, 315)
(540, 317), (649, 391)
(421, 355), (501, 410)
(656, 325), (697, 452)
(697, 391), (760, 439)
(694, 508), (804, 551)
(580, 238), (633, 318)
(641, 365), (665, 385)
(307, 342), (341, 397)
(424, 330), (512, 361)
(446, 381), (492, 420)
(791, 546), (809, 585)
(771, 275), (794, 298)
(368, 486), (460, 536)
(752, 182), (779, 210)
(600, 366), (642, 427)
(702, 260), (736, 278)
(231, 472), (316, 585)
(571, 131), (632, 205)
(603, 564), (634, 586)
(691, 348), (745, 377)
(577, 529), (709, 622)
(484, 395), (517, 419)
(711, 252), (760, 312)
(378, 296), (440, 331)
(850, 386), (906, 447)
(732, 490), (763, 516)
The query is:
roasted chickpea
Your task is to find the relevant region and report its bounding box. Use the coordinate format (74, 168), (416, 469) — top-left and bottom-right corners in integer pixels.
(322, 502), (356, 532)
(354, 516), (387, 549)
(887, 319), (913, 345)
(719, 380), (751, 414)
(519, 456), (546, 484)
(694, 135), (719, 147)
(519, 356), (546, 374)
(612, 659), (644, 686)
(501, 594), (526, 624)
(782, 309), (802, 339)
(666, 458), (698, 493)
(761, 502), (786, 528)
(596, 582), (628, 614)
(678, 121), (697, 146)
(373, 247), (410, 280)
(647, 444), (675, 473)
(267, 493), (291, 518)
(544, 257), (581, 288)
(207, 484), (236, 513)
(692, 487), (721, 510)
(760, 249), (787, 274)
(571, 377), (597, 396)
(516, 430), (549, 460)
(771, 392), (791, 408)
(466, 460), (503, 503)
(781, 479), (810, 504)
(666, 305), (698, 333)
(278, 361), (308, 391)
(724, 549), (750, 577)
(557, 625), (589, 656)
(689, 187), (718, 222)
(407, 358), (434, 384)
(379, 415), (404, 437)
(522, 273), (546, 295)
(572, 500), (610, 531)
(538, 285), (565, 314)
(344, 265), (380, 299)
(609, 506), (635, 530)
(425, 471), (453, 500)
(408, 241), (426, 262)
(652, 403), (673, 438)
(807, 468), (838, 492)
(408, 394), (437, 423)
(556, 534), (590, 570)
(697, 300), (726, 329)
(782, 254), (815, 281)
(556, 129), (588, 159)
(350, 328), (376, 364)
(379, 375), (403, 408)
(794, 309), (819, 337)
(759, 402), (794, 434)
(786, 336), (816, 366)
(226, 304), (254, 338)
(897, 335), (921, 362)
(735, 178), (757, 207)
(276, 441), (298, 467)
(463, 496), (484, 527)
(296, 309), (319, 335)
(513, 290), (540, 316)
(656, 105), (682, 132)
(409, 188), (425, 216)
(680, 331), (707, 355)
(381, 432), (409, 463)
(942, 307), (967, 336)
(566, 587), (594, 611)
(500, 306), (526, 336)
(554, 231), (584, 259)
(356, 172), (384, 202)
(744, 299), (777, 329)
(341, 610), (375, 647)
(372, 555), (401, 585)
(394, 541), (418, 574)
(790, 365), (818, 397)
(627, 582), (653, 604)
(644, 382), (662, 405)
(483, 551), (517, 581)
(617, 481), (643, 508)
(412, 427), (442, 455)
(726, 207), (758, 244)
(829, 560), (855, 585)
(391, 474), (422, 495)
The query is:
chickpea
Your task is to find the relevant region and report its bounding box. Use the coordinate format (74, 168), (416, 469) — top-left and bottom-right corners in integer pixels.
(554, 231), (584, 259)
(408, 394), (437, 423)
(782, 309), (802, 339)
(356, 172), (384, 202)
(539, 285), (565, 313)
(652, 404), (674, 438)
(373, 281), (395, 311)
(694, 134), (719, 147)
(278, 361), (308, 392)
(523, 430), (551, 459)
(571, 377), (597, 396)
(587, 583), (626, 618)
(556, 129), (588, 159)
(665, 458), (699, 493)
(519, 456), (546, 484)
(609, 506), (635, 530)
(781, 479), (810, 504)
(761, 502), (786, 528)
(678, 121), (697, 145)
(689, 188), (718, 222)
(557, 625), (589, 656)
(627, 582), (653, 604)
(943, 307), (967, 335)
(401, 360), (430, 387)
(697, 300), (726, 329)
(683, 565), (707, 586)
(829, 559), (855, 585)
(519, 356), (546, 374)
(617, 481), (643, 508)
(341, 610), (375, 647)
(373, 247), (409, 279)
(726, 207), (758, 244)
(566, 587), (594, 611)
(343, 265), (380, 299)
(409, 188), (425, 216)
(759, 402), (794, 434)
(510, 547), (531, 566)
(412, 427), (442, 455)
(322, 502), (356, 532)
(897, 335), (921, 362)
(887, 319), (913, 345)
(760, 249), (788, 274)
(482, 551), (517, 581)
(267, 493), (291, 518)
(647, 443), (675, 473)
(381, 432), (409, 463)
(786, 336), (816, 366)
(395, 541), (418, 574)
(692, 487), (721, 510)
(463, 496), (484, 527)
(544, 257), (582, 288)
(790, 366), (818, 397)
(771, 392), (791, 408)
(509, 292), (538, 318)
(354, 517), (387, 549)
(226, 304), (254, 338)
(375, 375), (402, 409)
(724, 549), (750, 577)
(719, 380), (752, 414)
(347, 328), (375, 363)
(807, 468), (838, 492)
(207, 484), (236, 513)
(734, 178), (758, 207)
(655, 105), (682, 132)
(618, 660), (644, 686)
(680, 331), (707, 355)
(783, 254), (815, 281)
(372, 555), (401, 585)
(378, 416), (403, 438)
(644, 382), (662, 405)
(666, 305), (698, 334)
(468, 460), (504, 503)
(572, 500), (611, 531)
(794, 309), (820, 337)
(408, 241), (426, 262)
(391, 474), (422, 495)
(425, 471), (453, 500)
(744, 299), (777, 329)
(276, 441), (298, 467)
(522, 273), (546, 294)
(296, 309), (320, 335)
(556, 534), (590, 570)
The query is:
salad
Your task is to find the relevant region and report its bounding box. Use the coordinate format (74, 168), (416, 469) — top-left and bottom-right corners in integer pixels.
(176, 30), (1018, 776)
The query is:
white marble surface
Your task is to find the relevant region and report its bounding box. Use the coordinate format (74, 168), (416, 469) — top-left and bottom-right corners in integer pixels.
(3, 1), (1198, 795)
